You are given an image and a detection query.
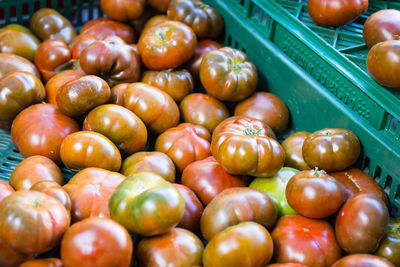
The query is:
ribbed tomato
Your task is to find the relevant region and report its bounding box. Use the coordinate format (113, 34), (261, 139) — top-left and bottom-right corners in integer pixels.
(187, 40), (222, 79)
(0, 180), (14, 203)
(30, 181), (71, 213)
(363, 9), (400, 48)
(45, 70), (85, 105)
(100, 0), (146, 21)
(282, 131), (311, 171)
(173, 184), (203, 232)
(19, 258), (63, 267)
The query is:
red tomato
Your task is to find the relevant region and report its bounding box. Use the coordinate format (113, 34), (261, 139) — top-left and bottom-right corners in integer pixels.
(187, 40), (223, 79)
(149, 0), (172, 12)
(19, 258), (63, 267)
(363, 9), (400, 48)
(79, 18), (136, 43)
(0, 53), (40, 79)
(45, 70), (85, 105)
(100, 0), (146, 21)
(30, 180), (71, 213)
(282, 131), (311, 171)
(0, 237), (33, 267)
(332, 254), (395, 267)
(0, 180), (14, 203)
(111, 83), (129, 106)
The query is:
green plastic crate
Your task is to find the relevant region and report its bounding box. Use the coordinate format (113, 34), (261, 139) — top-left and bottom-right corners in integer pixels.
(0, 0), (399, 216)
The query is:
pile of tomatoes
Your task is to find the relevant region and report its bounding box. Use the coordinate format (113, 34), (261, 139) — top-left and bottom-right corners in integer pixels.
(0, 0), (398, 266)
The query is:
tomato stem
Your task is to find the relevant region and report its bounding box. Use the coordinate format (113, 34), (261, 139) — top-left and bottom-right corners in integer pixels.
(311, 167), (326, 177)
(243, 125), (262, 136)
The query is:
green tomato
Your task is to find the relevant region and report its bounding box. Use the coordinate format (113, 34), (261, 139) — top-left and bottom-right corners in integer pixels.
(249, 167), (299, 217)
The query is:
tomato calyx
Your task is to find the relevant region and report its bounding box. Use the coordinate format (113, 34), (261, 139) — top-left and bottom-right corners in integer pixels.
(228, 59), (244, 73)
(243, 125), (262, 136)
(195, 1), (208, 9)
(302, 227), (310, 232)
(155, 27), (167, 42)
(310, 167), (326, 177)
(33, 199), (41, 208)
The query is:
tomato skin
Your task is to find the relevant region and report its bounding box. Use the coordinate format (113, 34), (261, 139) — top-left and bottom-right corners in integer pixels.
(100, 0), (146, 21)
(285, 169), (344, 218)
(80, 18), (136, 43)
(181, 156), (246, 205)
(363, 9), (400, 48)
(109, 172), (185, 236)
(307, 0), (368, 27)
(267, 264), (308, 267)
(138, 20), (197, 70)
(180, 93), (229, 133)
(19, 258), (63, 267)
(302, 128), (360, 172)
(200, 47), (257, 102)
(0, 53), (40, 79)
(34, 39), (71, 82)
(0, 24), (40, 62)
(203, 222), (273, 267)
(11, 104), (80, 163)
(61, 217), (133, 267)
(142, 69), (194, 102)
(0, 190), (70, 254)
(56, 75), (111, 117)
(30, 8), (76, 44)
(60, 131), (122, 172)
(367, 40), (400, 89)
(155, 123), (211, 172)
(187, 40), (222, 79)
(234, 92), (289, 134)
(375, 218), (400, 266)
(272, 215), (341, 267)
(45, 70), (85, 105)
(332, 254), (395, 267)
(141, 15), (169, 33)
(336, 193), (389, 253)
(121, 151), (176, 182)
(111, 83), (129, 106)
(211, 116), (284, 177)
(149, 0), (172, 12)
(0, 71), (45, 130)
(83, 104), (147, 156)
(0, 180), (14, 203)
(282, 132), (311, 171)
(31, 181), (71, 213)
(0, 237), (33, 267)
(137, 227), (204, 267)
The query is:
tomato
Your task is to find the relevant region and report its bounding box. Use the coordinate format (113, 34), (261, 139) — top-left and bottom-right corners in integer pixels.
(61, 217), (133, 267)
(187, 39), (222, 79)
(363, 9), (400, 48)
(121, 151), (176, 182)
(302, 128), (360, 172)
(80, 18), (135, 42)
(332, 254), (395, 267)
(200, 47), (257, 102)
(375, 218), (400, 266)
(111, 83), (129, 106)
(272, 215), (341, 266)
(211, 116), (284, 177)
(203, 222), (273, 267)
(0, 190), (70, 254)
(101, 0), (146, 21)
(0, 71), (45, 130)
(330, 168), (389, 205)
(142, 15), (169, 33)
(137, 227), (203, 267)
(121, 83), (180, 134)
(282, 132), (311, 171)
(0, 24), (40, 61)
(307, 0), (368, 27)
(180, 93), (229, 133)
(63, 168), (125, 222)
(19, 258), (63, 267)
(335, 193), (389, 253)
(234, 92), (289, 134)
(109, 172), (185, 236)
(9, 156), (63, 190)
(267, 264), (308, 267)
(367, 40), (400, 89)
(30, 181), (71, 213)
(250, 167), (299, 217)
(173, 184), (203, 232)
(60, 131), (122, 172)
(167, 0), (223, 39)
(0, 237), (33, 267)
(155, 123), (211, 172)
(0, 180), (14, 203)
(80, 36), (141, 87)
(149, 0), (172, 12)
(130, 8), (160, 34)
(11, 104), (79, 163)
(30, 8), (76, 44)
(181, 156), (246, 205)
(34, 39), (72, 81)
(141, 69), (194, 102)
(83, 104), (147, 156)
(70, 34), (98, 60)
(56, 75), (111, 117)
(0, 53), (40, 79)
(138, 20), (197, 70)
(45, 70), (85, 105)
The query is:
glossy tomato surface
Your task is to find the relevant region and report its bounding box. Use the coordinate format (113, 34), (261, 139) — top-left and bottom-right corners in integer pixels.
(11, 104), (79, 163)
(30, 180), (71, 213)
(0, 180), (14, 203)
(149, 0), (172, 12)
(363, 9), (400, 48)
(282, 131), (311, 171)
(187, 39), (222, 79)
(141, 14), (169, 33)
(332, 254), (395, 267)
(0, 237), (33, 267)
(45, 70), (85, 105)
(80, 18), (135, 42)
(100, 0), (146, 21)
(0, 53), (40, 79)
(19, 258), (63, 267)
(375, 218), (400, 266)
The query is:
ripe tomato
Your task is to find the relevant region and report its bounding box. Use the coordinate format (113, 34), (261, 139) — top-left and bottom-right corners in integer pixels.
(282, 131), (311, 171)
(180, 93), (230, 133)
(61, 218), (133, 267)
(63, 168), (125, 222)
(109, 172), (185, 236)
(0, 237), (33, 267)
(0, 53), (40, 79)
(200, 47), (257, 102)
(141, 15), (169, 33)
(100, 0), (146, 21)
(111, 83), (129, 106)
(307, 0), (368, 27)
(187, 39), (222, 79)
(11, 104), (79, 163)
(30, 181), (71, 213)
(203, 222), (274, 267)
(0, 71), (45, 130)
(332, 254), (395, 267)
(130, 8), (160, 34)
(155, 123), (211, 172)
(45, 70), (85, 105)
(149, 0), (172, 12)
(363, 9), (400, 48)
(375, 218), (400, 266)
(137, 228), (203, 267)
(302, 128), (360, 172)
(9, 156), (63, 190)
(0, 190), (70, 254)
(336, 193), (389, 253)
(79, 18), (136, 43)
(267, 264), (308, 267)
(0, 180), (14, 203)
(60, 131), (122, 172)
(138, 20), (197, 70)
(121, 151), (176, 182)
(173, 184), (203, 232)
(19, 258), (63, 267)
(272, 215), (341, 266)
